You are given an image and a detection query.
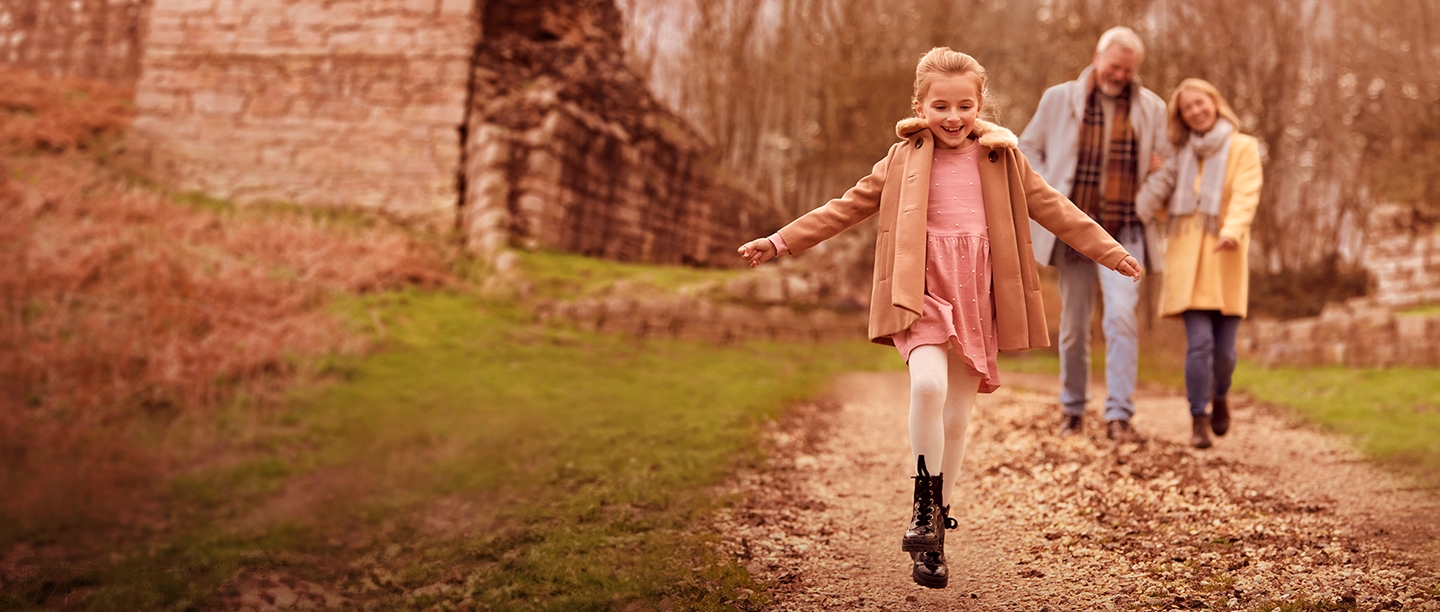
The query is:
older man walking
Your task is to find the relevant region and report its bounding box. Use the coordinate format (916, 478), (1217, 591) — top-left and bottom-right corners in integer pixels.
(1018, 26), (1167, 442)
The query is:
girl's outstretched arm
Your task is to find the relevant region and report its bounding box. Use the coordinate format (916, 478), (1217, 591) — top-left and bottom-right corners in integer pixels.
(1114, 255), (1143, 281)
(737, 237), (778, 268)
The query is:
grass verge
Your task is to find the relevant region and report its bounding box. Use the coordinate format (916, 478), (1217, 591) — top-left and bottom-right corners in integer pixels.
(998, 337), (1440, 490)
(5, 289), (897, 610)
(1232, 365), (1440, 488)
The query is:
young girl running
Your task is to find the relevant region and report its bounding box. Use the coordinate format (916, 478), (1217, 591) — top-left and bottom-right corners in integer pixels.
(738, 47), (1142, 589)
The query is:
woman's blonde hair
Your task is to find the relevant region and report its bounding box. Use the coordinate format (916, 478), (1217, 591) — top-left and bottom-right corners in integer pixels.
(913, 47), (990, 115)
(1166, 78), (1242, 147)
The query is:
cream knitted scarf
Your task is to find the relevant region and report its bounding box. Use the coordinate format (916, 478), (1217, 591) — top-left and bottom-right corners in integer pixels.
(1168, 118), (1234, 236)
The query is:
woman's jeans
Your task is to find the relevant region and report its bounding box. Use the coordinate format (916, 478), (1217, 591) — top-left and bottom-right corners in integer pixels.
(1181, 310), (1242, 417)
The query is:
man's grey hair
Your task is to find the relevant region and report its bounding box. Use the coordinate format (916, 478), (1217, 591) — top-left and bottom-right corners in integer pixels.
(1096, 26), (1145, 59)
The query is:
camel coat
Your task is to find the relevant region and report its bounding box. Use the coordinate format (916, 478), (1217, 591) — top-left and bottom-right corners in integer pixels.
(1137, 133), (1263, 318)
(777, 118), (1131, 352)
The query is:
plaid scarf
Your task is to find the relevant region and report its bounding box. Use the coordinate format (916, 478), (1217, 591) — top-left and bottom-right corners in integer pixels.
(1069, 76), (1141, 242)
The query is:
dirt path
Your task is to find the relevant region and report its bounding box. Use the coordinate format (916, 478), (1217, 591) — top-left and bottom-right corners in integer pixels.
(711, 371), (1440, 610)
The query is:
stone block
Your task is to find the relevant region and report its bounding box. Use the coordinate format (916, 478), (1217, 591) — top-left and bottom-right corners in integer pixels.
(784, 275), (816, 305)
(158, 0), (218, 13)
(436, 0), (472, 17)
(1322, 342), (1348, 366)
(133, 90), (182, 113)
(1395, 315), (1431, 340)
(752, 275), (785, 304)
(521, 149), (559, 180)
(401, 103), (467, 125)
(1285, 319), (1316, 342)
(191, 91), (246, 115)
(1351, 306), (1394, 332)
(245, 92), (292, 117)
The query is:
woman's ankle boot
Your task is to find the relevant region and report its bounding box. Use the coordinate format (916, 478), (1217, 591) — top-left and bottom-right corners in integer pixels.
(1211, 396), (1230, 436)
(901, 456), (944, 552)
(911, 504), (958, 588)
(1191, 415), (1213, 449)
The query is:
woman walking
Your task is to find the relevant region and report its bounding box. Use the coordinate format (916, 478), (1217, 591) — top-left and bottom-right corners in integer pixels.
(1137, 78), (1263, 449)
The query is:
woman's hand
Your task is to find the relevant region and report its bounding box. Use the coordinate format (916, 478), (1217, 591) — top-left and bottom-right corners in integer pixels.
(1114, 255), (1143, 282)
(1214, 236), (1239, 252)
(737, 238), (778, 268)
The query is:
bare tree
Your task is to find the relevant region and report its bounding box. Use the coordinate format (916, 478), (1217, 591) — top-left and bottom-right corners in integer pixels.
(623, 0), (1440, 290)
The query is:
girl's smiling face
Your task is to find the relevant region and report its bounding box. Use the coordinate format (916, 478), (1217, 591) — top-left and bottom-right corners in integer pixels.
(914, 74), (983, 149)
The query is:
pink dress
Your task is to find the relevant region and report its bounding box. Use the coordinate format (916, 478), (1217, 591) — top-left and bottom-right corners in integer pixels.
(887, 141), (1001, 393)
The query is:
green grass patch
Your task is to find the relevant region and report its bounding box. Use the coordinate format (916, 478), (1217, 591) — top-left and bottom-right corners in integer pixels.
(1001, 331), (1440, 490)
(1232, 363), (1440, 488)
(514, 249), (746, 302)
(1396, 302), (1440, 317)
(42, 289), (895, 611)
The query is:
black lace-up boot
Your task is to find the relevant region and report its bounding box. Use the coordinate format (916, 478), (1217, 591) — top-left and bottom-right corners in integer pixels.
(902, 456), (944, 552)
(911, 504), (959, 588)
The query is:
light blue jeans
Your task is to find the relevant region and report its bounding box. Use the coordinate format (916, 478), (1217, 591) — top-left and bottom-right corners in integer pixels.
(1054, 230), (1145, 423)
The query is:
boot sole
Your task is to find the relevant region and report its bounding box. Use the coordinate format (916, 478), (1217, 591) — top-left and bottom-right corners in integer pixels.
(912, 568), (948, 588)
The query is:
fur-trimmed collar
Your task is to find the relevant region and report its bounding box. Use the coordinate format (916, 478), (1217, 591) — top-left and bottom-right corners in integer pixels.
(894, 117), (1018, 150)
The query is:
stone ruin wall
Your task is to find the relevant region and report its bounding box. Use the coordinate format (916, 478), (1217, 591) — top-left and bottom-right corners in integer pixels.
(459, 0), (767, 267)
(1, 0), (768, 264)
(1238, 203), (1440, 368)
(0, 0), (151, 85)
(125, 0), (475, 227)
(1362, 203), (1440, 308)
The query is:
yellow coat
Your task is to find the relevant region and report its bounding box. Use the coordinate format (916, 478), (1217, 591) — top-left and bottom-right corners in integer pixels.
(1146, 133), (1264, 318)
(777, 118), (1130, 351)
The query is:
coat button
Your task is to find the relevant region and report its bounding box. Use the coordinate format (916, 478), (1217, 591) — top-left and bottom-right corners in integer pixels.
(988, 151), (999, 162)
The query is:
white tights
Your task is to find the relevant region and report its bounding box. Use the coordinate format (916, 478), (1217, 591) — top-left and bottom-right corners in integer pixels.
(907, 344), (980, 508)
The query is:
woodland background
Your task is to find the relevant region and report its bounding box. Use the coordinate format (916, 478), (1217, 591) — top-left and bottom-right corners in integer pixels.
(619, 0), (1440, 311)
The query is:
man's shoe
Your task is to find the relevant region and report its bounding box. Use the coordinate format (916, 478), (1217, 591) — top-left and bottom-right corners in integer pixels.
(1191, 415), (1213, 449)
(1211, 396), (1230, 437)
(1059, 414), (1083, 437)
(1106, 419), (1140, 443)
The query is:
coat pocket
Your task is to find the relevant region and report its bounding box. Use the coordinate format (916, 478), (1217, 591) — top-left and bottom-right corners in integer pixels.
(876, 229), (894, 281)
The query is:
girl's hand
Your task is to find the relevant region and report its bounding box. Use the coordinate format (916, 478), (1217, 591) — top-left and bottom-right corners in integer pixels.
(738, 238), (778, 268)
(1214, 236), (1239, 252)
(1115, 255), (1143, 282)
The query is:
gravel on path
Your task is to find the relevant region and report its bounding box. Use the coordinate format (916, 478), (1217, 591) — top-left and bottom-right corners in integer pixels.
(709, 371), (1440, 611)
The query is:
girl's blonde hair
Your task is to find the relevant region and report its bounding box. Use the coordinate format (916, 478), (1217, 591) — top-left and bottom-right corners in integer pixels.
(913, 47), (990, 114)
(1166, 78), (1242, 147)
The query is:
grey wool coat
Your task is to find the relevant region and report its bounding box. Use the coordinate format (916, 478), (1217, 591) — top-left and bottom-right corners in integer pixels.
(776, 117), (1132, 352)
